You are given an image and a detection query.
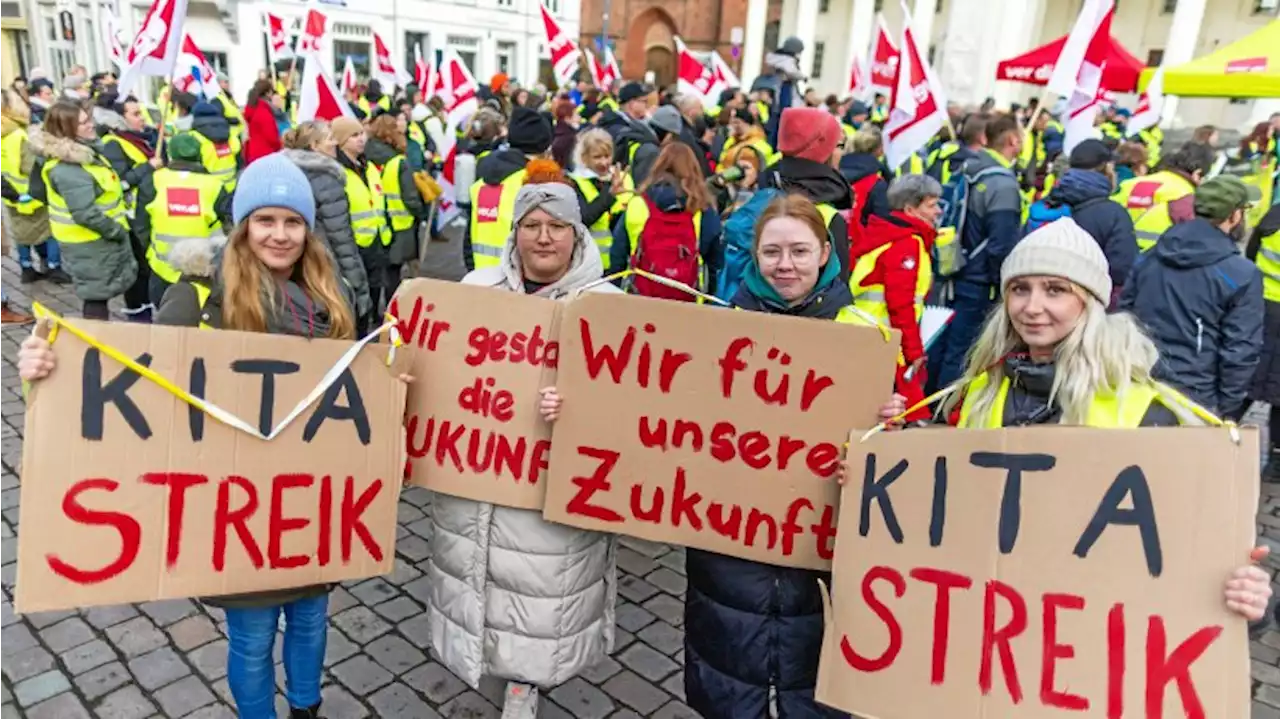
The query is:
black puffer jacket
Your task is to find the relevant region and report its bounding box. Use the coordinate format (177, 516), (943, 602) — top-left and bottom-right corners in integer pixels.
(760, 156), (853, 283)
(1119, 218), (1263, 419)
(280, 148), (373, 324)
(1046, 169), (1136, 291)
(685, 260), (851, 719)
(600, 110), (660, 185)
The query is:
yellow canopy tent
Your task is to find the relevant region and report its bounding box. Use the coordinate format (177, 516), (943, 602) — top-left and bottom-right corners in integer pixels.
(1138, 20), (1280, 98)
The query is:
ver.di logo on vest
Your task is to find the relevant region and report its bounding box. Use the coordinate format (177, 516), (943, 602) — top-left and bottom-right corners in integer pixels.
(215, 144), (233, 158)
(476, 184), (503, 223)
(1126, 181), (1159, 210)
(166, 187), (202, 216)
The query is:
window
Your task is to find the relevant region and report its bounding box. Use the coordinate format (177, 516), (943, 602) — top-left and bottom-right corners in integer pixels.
(0, 2), (20, 18)
(204, 51), (229, 77)
(449, 35), (479, 76)
(874, 0), (884, 10)
(544, 0), (559, 12)
(811, 41), (824, 80)
(405, 31), (429, 74)
(1255, 0), (1279, 13)
(496, 40), (517, 76)
(818, 0), (829, 13)
(764, 20), (779, 52)
(43, 11), (76, 83)
(1161, 0), (1176, 13)
(497, 0), (514, 7)
(1146, 49), (1164, 66)
(334, 40), (372, 81)
(936, 0), (943, 12)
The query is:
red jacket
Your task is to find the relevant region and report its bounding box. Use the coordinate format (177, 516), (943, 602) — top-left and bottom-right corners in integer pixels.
(850, 210), (936, 363)
(243, 100), (281, 166)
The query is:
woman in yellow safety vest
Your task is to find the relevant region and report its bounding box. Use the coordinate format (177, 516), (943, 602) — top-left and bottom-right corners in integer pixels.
(569, 128), (629, 272)
(717, 107), (773, 172)
(1247, 204), (1280, 482)
(331, 116), (393, 316)
(31, 100), (145, 319)
(18, 154), (364, 719)
(858, 221), (1273, 625)
(1, 89), (68, 285)
(365, 113), (430, 278)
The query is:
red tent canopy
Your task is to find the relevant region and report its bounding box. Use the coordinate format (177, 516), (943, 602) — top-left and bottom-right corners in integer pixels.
(996, 34), (1145, 92)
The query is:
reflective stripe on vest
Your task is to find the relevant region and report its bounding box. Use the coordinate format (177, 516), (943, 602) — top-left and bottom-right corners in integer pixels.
(102, 134), (150, 214)
(146, 169), (227, 283)
(956, 373), (1205, 428)
(346, 164), (392, 248)
(41, 158), (128, 244)
(573, 175), (616, 272)
(1, 129), (41, 214)
(1134, 202), (1174, 252)
(469, 170), (526, 268)
(849, 236), (933, 325)
(192, 282), (214, 330)
(194, 133), (240, 191)
(381, 155), (415, 232)
(1258, 231), (1280, 303)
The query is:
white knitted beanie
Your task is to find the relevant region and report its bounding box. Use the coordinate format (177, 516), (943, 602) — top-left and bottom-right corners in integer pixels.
(1000, 218), (1112, 302)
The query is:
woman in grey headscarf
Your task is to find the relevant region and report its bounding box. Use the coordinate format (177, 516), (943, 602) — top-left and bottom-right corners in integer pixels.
(423, 160), (619, 719)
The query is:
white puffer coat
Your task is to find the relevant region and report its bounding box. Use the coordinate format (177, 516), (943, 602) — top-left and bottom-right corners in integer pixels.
(425, 206), (619, 689)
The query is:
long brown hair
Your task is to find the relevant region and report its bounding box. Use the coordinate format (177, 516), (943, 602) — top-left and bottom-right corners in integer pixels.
(43, 100), (85, 140)
(220, 221), (356, 340)
(368, 114), (406, 154)
(639, 143), (712, 214)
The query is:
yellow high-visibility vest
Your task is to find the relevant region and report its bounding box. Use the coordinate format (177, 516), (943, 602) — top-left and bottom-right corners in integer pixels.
(957, 372), (1201, 429)
(1256, 229), (1280, 304)
(357, 95), (392, 117)
(193, 132), (241, 192)
(408, 122), (426, 150)
(718, 135), (774, 172)
(1, 129), (41, 214)
(469, 170), (526, 268)
(192, 281), (215, 330)
(1114, 170), (1194, 222)
(41, 157), (128, 244)
(380, 155), (416, 233)
(145, 168), (227, 283)
(571, 175), (625, 271)
(849, 236), (932, 326)
(345, 163), (392, 248)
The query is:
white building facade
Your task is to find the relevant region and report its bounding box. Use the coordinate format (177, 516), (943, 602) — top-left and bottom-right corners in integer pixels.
(18, 0), (580, 104)
(741, 0), (1280, 130)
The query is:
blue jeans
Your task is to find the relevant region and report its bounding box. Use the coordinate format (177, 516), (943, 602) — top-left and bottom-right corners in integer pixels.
(934, 280), (996, 389)
(17, 240), (60, 269)
(224, 594), (328, 718)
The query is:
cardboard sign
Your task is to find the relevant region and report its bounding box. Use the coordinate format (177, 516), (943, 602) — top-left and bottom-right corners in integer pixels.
(16, 321), (407, 613)
(543, 293), (900, 570)
(816, 426), (1258, 719)
(390, 279), (559, 510)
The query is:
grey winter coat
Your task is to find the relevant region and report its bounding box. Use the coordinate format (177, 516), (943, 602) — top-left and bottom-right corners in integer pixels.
(1119, 217), (1264, 420)
(427, 209), (618, 690)
(281, 148), (373, 323)
(30, 133), (137, 301)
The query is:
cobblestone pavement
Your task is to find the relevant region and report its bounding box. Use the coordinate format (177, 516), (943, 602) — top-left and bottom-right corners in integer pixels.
(3, 253), (1280, 718)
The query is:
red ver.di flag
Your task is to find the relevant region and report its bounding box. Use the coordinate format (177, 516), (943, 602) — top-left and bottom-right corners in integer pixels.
(868, 14), (899, 95)
(266, 13), (290, 64)
(298, 49), (354, 122)
(883, 2), (947, 172)
(297, 9), (328, 56)
(115, 0), (190, 97)
(676, 37), (716, 108)
(172, 35), (219, 98)
(539, 2), (581, 88)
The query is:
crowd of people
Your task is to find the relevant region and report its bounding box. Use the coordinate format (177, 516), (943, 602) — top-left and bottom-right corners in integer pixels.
(7, 39), (1280, 718)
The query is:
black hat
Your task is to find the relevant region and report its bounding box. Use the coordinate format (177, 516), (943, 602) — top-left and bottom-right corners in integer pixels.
(508, 106), (553, 155)
(728, 106), (755, 125)
(1068, 139), (1114, 170)
(618, 82), (648, 105)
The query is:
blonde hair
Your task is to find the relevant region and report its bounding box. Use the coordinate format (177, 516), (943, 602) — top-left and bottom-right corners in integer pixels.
(941, 287), (1159, 426)
(282, 120), (332, 151)
(220, 222), (356, 340)
(573, 128), (613, 170)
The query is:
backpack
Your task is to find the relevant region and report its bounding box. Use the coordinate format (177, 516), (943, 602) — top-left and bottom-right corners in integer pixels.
(630, 196), (702, 302)
(846, 174), (880, 251)
(1023, 198), (1072, 236)
(715, 188), (780, 302)
(933, 165), (1015, 279)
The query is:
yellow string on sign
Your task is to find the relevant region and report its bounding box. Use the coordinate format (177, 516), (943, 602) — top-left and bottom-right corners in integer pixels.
(28, 302), (404, 440)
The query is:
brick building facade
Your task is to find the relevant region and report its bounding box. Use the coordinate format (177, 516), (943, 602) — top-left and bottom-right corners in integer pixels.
(578, 0), (782, 87)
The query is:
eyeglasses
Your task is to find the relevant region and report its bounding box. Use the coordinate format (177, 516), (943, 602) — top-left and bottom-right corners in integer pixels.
(517, 219), (573, 239)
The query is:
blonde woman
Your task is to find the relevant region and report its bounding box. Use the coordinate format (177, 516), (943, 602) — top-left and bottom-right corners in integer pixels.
(569, 128), (628, 271)
(864, 219), (1273, 624)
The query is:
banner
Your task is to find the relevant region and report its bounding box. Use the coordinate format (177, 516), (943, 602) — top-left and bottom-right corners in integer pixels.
(884, 1), (947, 172)
(816, 426), (1257, 718)
(391, 280), (559, 510)
(115, 0), (190, 97)
(675, 37), (717, 108)
(298, 48), (353, 122)
(265, 12), (290, 64)
(373, 32), (411, 90)
(15, 321), (408, 613)
(543, 293), (900, 570)
(539, 2), (581, 88)
(868, 13), (899, 95)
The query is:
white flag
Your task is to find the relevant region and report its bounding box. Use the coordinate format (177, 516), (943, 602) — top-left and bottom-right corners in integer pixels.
(1128, 66), (1165, 136)
(883, 2), (947, 172)
(115, 0), (190, 97)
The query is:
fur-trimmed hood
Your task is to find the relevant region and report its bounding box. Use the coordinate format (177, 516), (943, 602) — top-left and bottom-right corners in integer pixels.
(281, 147), (345, 185)
(166, 234), (227, 280)
(29, 133), (98, 165)
(93, 105), (128, 133)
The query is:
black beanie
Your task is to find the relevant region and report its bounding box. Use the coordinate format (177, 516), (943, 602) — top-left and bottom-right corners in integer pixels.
(508, 106), (553, 155)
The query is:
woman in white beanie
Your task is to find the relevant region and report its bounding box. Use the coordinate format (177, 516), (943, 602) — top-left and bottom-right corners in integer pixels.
(864, 218), (1273, 623)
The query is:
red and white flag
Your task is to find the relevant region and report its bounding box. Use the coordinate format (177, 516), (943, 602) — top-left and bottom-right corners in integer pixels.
(1046, 0), (1113, 98)
(172, 34), (219, 98)
(883, 2), (947, 172)
(373, 32), (410, 90)
(539, 3), (581, 88)
(675, 37), (716, 107)
(604, 46), (623, 91)
(585, 48), (610, 91)
(115, 0), (190, 97)
(414, 43), (431, 94)
(867, 13), (898, 95)
(848, 55), (868, 97)
(340, 55), (357, 95)
(708, 50), (740, 100)
(435, 48), (480, 226)
(1128, 65), (1164, 136)
(297, 9), (328, 55)
(298, 48), (353, 122)
(266, 13), (290, 65)
(1060, 0), (1115, 155)
(101, 0), (125, 68)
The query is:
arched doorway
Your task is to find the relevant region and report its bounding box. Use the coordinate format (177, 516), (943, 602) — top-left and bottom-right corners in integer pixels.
(626, 7), (677, 86)
(646, 46), (674, 88)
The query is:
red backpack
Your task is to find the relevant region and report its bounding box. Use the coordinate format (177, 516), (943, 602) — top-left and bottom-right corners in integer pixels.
(846, 174), (880, 250)
(630, 197), (701, 302)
